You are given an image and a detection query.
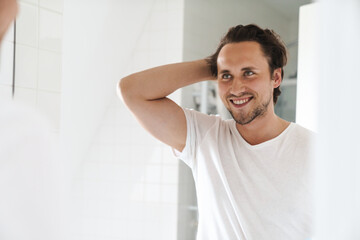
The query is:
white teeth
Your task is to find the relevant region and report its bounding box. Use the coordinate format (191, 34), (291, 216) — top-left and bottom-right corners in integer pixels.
(233, 98), (249, 105)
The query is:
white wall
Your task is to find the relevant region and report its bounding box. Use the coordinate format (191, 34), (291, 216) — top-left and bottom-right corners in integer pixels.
(71, 0), (184, 239)
(16, 0), (63, 108)
(0, 0), (63, 131)
(2, 1), (184, 239)
(0, 2), (67, 239)
(0, 22), (14, 100)
(298, 1), (360, 239)
(183, 0), (292, 60)
(296, 3), (320, 132)
(315, 0), (360, 239)
(61, 0), (154, 175)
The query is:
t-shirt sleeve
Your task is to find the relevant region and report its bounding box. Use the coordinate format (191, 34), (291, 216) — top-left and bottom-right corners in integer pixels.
(172, 108), (220, 170)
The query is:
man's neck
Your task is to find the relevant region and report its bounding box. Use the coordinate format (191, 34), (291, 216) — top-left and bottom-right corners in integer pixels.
(235, 110), (290, 146)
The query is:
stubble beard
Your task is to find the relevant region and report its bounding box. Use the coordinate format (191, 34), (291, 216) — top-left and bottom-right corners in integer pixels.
(227, 94), (272, 125)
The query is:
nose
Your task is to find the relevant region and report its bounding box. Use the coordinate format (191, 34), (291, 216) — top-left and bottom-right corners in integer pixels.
(229, 77), (247, 96)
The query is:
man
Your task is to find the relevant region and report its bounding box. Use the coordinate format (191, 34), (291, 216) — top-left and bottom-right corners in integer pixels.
(120, 24), (314, 240)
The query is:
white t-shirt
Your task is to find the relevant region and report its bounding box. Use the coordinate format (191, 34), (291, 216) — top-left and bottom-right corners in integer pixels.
(174, 108), (314, 240)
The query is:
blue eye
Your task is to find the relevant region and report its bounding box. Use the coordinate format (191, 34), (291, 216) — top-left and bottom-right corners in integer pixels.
(244, 71), (254, 76)
(222, 73), (232, 79)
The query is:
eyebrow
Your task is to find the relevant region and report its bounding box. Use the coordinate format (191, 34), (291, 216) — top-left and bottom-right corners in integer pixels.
(219, 69), (230, 74)
(218, 66), (258, 74)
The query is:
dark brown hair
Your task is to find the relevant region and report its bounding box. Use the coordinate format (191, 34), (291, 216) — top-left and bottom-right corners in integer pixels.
(206, 24), (288, 104)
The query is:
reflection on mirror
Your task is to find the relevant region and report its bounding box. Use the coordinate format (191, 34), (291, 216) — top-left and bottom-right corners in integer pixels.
(119, 0), (314, 239)
(120, 25), (314, 240)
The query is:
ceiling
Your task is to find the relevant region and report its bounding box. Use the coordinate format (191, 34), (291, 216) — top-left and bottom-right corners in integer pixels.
(257, 0), (313, 20)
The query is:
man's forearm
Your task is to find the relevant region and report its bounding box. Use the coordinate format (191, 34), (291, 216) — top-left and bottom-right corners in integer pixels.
(119, 59), (214, 101)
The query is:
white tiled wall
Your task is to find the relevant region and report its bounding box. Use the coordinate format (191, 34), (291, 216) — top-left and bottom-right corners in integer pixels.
(38, 49), (62, 91)
(73, 99), (181, 240)
(16, 2), (38, 47)
(39, 8), (62, 51)
(15, 44), (38, 88)
(13, 0), (63, 130)
(0, 21), (14, 99)
(39, 0), (64, 13)
(73, 0), (184, 239)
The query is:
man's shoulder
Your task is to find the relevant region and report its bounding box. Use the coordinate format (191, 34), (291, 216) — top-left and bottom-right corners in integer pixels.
(183, 108), (224, 123)
(292, 123), (316, 134)
(291, 122), (317, 143)
(182, 108), (233, 135)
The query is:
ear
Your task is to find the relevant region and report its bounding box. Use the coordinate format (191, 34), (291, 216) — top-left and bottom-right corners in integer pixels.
(272, 68), (282, 88)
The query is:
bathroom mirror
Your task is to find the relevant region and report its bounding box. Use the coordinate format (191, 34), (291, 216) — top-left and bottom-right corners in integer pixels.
(0, 0), (311, 239)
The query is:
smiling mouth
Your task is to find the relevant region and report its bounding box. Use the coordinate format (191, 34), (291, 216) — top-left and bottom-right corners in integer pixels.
(230, 97), (253, 108)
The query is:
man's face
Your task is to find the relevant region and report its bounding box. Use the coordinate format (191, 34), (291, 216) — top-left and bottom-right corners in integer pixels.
(0, 0), (18, 43)
(217, 41), (281, 125)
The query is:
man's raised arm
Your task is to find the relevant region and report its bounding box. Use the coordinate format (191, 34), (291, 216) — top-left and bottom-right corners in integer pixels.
(119, 59), (214, 152)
